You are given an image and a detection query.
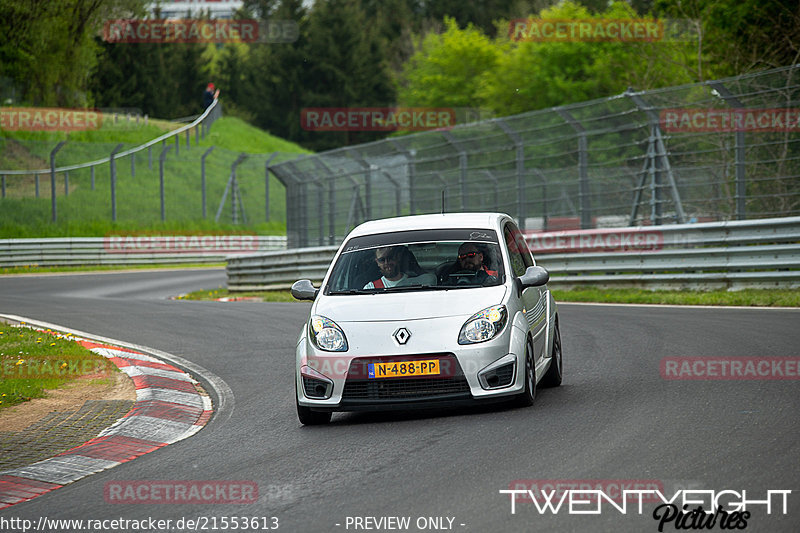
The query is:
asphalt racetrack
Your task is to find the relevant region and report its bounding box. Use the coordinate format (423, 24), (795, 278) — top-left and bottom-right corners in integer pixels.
(1, 269), (798, 532)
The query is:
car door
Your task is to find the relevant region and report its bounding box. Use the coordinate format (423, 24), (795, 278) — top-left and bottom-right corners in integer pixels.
(503, 222), (546, 363)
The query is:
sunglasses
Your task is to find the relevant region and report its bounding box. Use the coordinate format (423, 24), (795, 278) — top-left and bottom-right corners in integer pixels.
(376, 256), (396, 263)
(458, 251), (479, 259)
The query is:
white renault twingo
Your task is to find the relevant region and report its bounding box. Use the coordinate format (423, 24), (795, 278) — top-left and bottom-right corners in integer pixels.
(291, 213), (563, 424)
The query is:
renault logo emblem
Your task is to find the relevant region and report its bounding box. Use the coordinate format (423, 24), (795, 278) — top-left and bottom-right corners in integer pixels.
(393, 328), (411, 345)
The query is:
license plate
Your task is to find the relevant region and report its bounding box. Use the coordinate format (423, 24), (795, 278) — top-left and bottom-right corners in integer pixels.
(368, 359), (440, 379)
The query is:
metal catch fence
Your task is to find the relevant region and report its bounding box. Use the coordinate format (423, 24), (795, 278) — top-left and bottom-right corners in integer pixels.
(269, 65), (800, 249)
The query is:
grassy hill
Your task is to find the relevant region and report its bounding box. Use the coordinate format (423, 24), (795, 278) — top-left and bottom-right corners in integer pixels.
(0, 113), (310, 237)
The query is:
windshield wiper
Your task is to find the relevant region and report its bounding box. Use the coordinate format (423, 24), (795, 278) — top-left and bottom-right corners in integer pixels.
(384, 284), (452, 292)
(328, 289), (373, 295)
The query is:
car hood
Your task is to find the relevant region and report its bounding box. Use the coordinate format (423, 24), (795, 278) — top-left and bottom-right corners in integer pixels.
(314, 285), (508, 322)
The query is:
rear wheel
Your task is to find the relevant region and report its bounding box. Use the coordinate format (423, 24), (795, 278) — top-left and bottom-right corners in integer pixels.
(296, 382), (332, 425)
(540, 318), (563, 388)
(514, 337), (536, 407)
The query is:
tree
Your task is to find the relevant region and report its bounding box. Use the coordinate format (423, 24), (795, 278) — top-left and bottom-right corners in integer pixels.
(654, 0), (800, 79)
(397, 17), (500, 108)
(0, 0), (146, 107)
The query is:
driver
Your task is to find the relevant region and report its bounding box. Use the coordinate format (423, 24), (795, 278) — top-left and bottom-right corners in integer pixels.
(452, 242), (498, 283)
(363, 246), (408, 289)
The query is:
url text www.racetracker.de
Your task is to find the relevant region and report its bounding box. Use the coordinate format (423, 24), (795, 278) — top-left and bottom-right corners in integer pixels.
(0, 515), (279, 533)
(499, 488), (792, 531)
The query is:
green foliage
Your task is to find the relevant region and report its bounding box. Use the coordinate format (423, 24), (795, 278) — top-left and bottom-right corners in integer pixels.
(398, 17), (501, 108)
(0, 0), (147, 107)
(398, 1), (700, 116)
(654, 0), (800, 77)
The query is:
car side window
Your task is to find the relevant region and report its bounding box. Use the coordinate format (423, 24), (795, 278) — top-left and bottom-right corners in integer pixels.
(513, 226), (534, 268)
(503, 224), (527, 277)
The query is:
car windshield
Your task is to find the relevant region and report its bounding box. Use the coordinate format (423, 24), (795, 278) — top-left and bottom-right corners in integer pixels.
(325, 228), (505, 294)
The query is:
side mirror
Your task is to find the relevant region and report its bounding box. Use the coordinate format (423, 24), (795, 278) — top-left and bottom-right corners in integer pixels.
(291, 279), (319, 301)
(518, 265), (550, 288)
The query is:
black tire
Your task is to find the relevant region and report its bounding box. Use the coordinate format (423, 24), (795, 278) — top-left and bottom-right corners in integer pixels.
(296, 382), (332, 425)
(540, 318), (563, 388)
(514, 337), (536, 407)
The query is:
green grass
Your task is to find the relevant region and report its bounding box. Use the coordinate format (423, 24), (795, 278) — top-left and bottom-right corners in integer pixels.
(0, 114), (310, 238)
(0, 324), (117, 410)
(0, 263), (224, 275)
(176, 286), (800, 307)
(551, 288), (800, 307)
(176, 287), (298, 302)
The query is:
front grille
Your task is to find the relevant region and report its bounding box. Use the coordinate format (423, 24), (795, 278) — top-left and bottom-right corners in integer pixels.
(341, 354), (471, 401)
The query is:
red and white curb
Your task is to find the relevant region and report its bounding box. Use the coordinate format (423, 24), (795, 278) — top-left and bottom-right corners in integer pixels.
(0, 318), (216, 509)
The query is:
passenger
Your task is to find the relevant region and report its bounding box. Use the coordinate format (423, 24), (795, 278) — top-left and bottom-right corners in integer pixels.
(363, 246), (408, 289)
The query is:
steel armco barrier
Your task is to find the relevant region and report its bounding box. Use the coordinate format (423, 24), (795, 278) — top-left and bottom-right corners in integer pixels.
(0, 235), (286, 268)
(225, 217), (800, 291)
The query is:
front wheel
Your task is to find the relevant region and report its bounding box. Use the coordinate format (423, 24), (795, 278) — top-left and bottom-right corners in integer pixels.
(540, 318), (563, 388)
(296, 382), (332, 425)
(514, 337), (536, 407)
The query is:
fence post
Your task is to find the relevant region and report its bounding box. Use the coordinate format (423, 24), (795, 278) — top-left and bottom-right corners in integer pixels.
(201, 146), (215, 219)
(710, 81), (747, 220)
(264, 153), (278, 222)
(233, 153), (248, 224)
(174, 134), (180, 156)
(50, 141), (67, 223)
(91, 166), (95, 190)
(1, 175), (5, 198)
(311, 158), (338, 244)
(556, 109), (591, 229)
(216, 153), (248, 224)
(389, 140), (416, 215)
(159, 145), (172, 221)
(442, 131), (468, 211)
(532, 168), (548, 230)
(381, 171), (402, 216)
(130, 152), (135, 177)
(64, 171), (69, 196)
(109, 143), (124, 222)
(625, 89), (685, 225)
(495, 119), (526, 230)
(482, 170), (499, 212)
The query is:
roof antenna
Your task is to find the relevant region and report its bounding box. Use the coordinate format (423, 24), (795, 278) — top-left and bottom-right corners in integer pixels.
(441, 190), (445, 214)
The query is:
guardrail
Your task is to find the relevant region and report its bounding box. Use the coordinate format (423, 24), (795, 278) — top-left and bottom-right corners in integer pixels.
(0, 235), (286, 268)
(225, 217), (800, 291)
(0, 100), (221, 177)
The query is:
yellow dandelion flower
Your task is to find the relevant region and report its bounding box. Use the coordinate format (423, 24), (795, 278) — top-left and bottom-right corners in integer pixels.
(50, 343), (56, 346)
(16, 359), (25, 365)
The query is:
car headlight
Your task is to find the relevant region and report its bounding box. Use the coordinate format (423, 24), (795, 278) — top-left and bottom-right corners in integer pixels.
(458, 305), (507, 344)
(309, 315), (348, 352)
